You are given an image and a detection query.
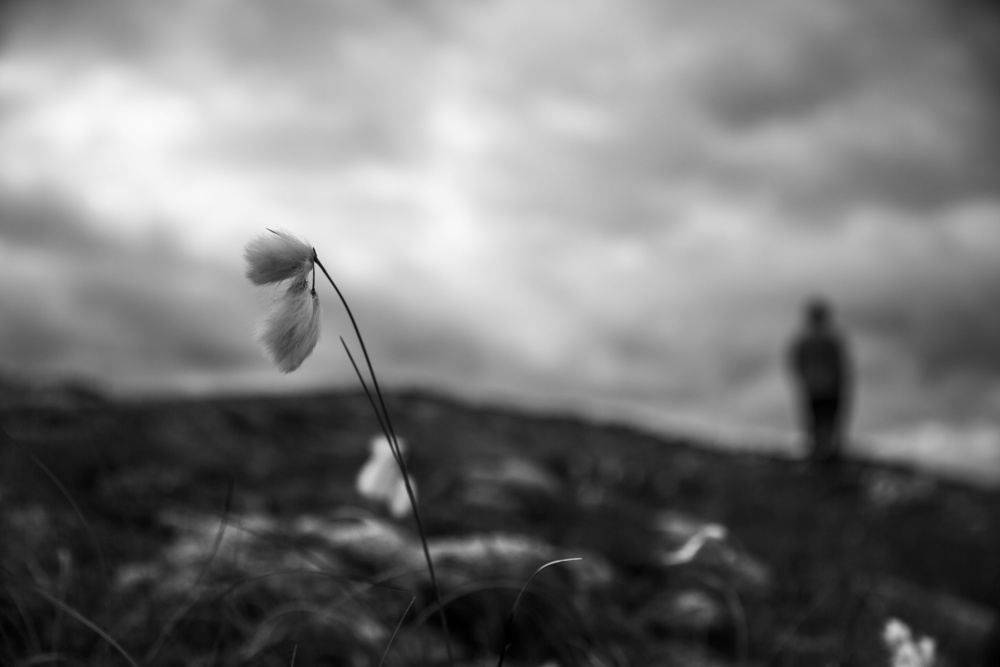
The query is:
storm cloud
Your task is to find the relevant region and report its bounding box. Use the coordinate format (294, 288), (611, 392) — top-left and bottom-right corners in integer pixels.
(1, 0), (999, 483)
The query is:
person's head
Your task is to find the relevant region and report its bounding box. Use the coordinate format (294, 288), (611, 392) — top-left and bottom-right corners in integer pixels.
(804, 297), (832, 328)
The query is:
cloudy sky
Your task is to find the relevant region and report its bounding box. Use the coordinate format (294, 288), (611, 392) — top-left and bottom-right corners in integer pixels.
(2, 0), (999, 484)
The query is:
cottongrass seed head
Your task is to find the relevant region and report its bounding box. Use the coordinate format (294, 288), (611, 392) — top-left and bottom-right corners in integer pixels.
(244, 230), (321, 373)
(356, 435), (415, 519)
(255, 276), (321, 373)
(883, 618), (936, 667)
(244, 229), (315, 285)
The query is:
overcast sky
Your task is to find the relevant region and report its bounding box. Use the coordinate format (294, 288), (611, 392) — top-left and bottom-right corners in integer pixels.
(2, 0), (999, 484)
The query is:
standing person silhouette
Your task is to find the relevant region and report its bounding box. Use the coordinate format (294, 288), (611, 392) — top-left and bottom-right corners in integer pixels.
(788, 298), (852, 465)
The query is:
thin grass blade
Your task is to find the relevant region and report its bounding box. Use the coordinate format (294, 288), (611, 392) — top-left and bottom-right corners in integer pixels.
(496, 558), (582, 667)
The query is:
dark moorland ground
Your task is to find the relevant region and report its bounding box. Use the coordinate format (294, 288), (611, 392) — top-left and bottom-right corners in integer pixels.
(1, 379), (998, 666)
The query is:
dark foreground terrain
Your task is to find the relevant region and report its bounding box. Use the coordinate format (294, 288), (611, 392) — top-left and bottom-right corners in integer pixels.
(1, 380), (998, 666)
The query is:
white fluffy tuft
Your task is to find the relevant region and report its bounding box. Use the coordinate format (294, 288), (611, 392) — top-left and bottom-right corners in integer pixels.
(244, 230), (314, 286)
(883, 618), (936, 667)
(356, 435), (415, 519)
(255, 277), (321, 373)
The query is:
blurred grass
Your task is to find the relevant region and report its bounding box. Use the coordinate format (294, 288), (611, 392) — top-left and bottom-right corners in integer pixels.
(0, 386), (998, 665)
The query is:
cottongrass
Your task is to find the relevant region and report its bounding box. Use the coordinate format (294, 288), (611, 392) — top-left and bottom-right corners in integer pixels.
(243, 229), (457, 666)
(245, 230), (321, 373)
(357, 435), (417, 520)
(244, 229), (315, 287)
(255, 276), (322, 373)
(242, 230), (591, 665)
(883, 618), (936, 667)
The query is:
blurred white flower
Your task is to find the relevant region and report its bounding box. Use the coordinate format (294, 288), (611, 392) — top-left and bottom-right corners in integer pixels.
(660, 524), (727, 566)
(244, 229), (315, 286)
(255, 277), (321, 373)
(883, 618), (936, 667)
(356, 435), (415, 520)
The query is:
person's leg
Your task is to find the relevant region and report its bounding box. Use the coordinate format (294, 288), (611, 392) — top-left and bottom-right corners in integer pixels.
(825, 398), (844, 462)
(812, 398), (840, 464)
(806, 397), (825, 463)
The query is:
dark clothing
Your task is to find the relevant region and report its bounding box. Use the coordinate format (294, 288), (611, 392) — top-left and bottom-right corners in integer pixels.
(790, 331), (848, 399)
(802, 395), (844, 464)
(789, 325), (851, 463)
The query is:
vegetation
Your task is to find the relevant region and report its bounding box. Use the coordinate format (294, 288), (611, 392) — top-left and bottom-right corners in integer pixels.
(0, 230), (995, 665)
(1, 383), (997, 665)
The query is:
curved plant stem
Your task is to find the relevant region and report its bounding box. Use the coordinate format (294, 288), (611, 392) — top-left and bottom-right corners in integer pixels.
(496, 558), (581, 667)
(314, 254), (454, 667)
(144, 480), (234, 664)
(20, 584), (140, 667)
(378, 596), (416, 667)
(1, 429), (110, 594)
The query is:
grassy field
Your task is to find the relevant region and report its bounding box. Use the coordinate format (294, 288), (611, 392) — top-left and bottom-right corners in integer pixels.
(1, 382), (998, 666)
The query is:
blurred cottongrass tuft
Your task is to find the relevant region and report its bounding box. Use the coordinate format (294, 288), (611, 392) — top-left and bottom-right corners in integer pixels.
(356, 435), (416, 519)
(883, 618), (936, 667)
(244, 230), (321, 372)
